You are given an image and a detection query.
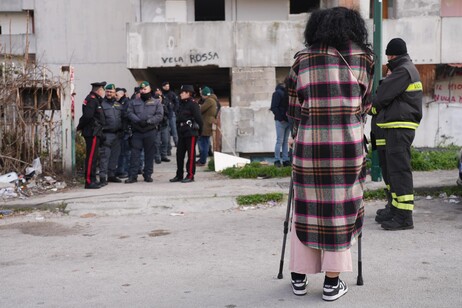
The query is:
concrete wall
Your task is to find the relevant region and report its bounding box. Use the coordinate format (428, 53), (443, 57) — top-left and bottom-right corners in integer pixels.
(28, 0), (138, 122)
(381, 17), (441, 66)
(235, 0), (287, 21)
(0, 0), (25, 12)
(0, 12), (32, 34)
(395, 0), (440, 18)
(128, 17), (462, 70)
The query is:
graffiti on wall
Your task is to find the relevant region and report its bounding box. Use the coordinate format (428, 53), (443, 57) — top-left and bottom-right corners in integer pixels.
(161, 50), (219, 65)
(433, 76), (462, 103)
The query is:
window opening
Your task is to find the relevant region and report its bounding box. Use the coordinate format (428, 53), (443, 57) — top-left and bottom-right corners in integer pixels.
(290, 0), (320, 14)
(195, 0), (225, 21)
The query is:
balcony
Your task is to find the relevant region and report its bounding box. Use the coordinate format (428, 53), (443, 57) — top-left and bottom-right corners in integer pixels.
(127, 17), (462, 70)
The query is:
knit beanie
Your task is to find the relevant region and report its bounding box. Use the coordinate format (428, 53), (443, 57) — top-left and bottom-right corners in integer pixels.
(201, 86), (212, 96)
(385, 38), (407, 56)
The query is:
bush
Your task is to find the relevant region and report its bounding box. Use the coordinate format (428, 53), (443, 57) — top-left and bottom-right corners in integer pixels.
(366, 146), (460, 172)
(410, 146), (459, 171)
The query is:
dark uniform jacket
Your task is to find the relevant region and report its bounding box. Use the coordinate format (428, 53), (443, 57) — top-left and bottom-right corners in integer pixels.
(101, 98), (123, 133)
(117, 95), (130, 133)
(372, 54), (423, 130)
(177, 97), (203, 138)
(162, 89), (179, 119)
(127, 96), (164, 133)
(77, 91), (105, 137)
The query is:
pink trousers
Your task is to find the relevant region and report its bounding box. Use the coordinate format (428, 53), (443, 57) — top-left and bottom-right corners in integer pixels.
(289, 222), (353, 274)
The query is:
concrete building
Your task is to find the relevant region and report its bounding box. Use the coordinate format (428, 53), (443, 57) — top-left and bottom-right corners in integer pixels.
(0, 0), (139, 118)
(127, 0), (462, 153)
(1, 0), (462, 165)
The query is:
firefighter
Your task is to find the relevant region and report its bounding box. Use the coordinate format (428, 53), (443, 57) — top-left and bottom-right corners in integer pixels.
(371, 38), (423, 230)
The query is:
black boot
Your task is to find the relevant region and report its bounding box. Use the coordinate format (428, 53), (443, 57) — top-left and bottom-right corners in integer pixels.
(375, 203), (395, 223)
(107, 176), (122, 183)
(381, 209), (414, 230)
(99, 178), (108, 187)
(376, 189), (392, 215)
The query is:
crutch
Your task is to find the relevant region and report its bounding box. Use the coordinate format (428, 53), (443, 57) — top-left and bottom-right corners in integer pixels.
(277, 177), (294, 279)
(357, 232), (364, 285)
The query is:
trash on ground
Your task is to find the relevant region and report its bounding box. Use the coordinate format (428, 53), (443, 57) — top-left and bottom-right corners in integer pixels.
(0, 172), (19, 183)
(170, 212), (185, 216)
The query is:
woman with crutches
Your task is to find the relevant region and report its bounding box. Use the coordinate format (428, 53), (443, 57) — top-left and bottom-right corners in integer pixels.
(285, 7), (374, 301)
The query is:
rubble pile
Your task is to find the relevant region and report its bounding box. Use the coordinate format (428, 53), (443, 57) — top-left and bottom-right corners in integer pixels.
(0, 159), (67, 200)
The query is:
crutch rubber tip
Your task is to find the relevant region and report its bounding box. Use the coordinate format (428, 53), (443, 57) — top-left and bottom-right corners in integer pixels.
(277, 273), (283, 279)
(357, 276), (364, 285)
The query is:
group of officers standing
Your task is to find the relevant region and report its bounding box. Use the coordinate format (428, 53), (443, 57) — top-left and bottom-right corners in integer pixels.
(77, 80), (218, 189)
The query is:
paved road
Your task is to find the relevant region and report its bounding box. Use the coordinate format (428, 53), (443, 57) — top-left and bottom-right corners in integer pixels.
(1, 162), (461, 307)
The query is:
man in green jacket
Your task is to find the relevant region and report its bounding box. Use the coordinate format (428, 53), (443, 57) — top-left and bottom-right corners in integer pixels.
(371, 38), (423, 230)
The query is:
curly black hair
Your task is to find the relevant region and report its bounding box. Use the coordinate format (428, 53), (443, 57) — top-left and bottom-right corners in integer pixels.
(304, 7), (372, 54)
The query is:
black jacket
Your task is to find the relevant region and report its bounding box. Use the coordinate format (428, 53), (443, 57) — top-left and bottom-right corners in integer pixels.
(101, 98), (123, 133)
(77, 91), (105, 137)
(162, 89), (179, 119)
(127, 96), (164, 133)
(372, 54), (423, 130)
(176, 98), (203, 138)
(117, 95), (130, 132)
(270, 84), (288, 122)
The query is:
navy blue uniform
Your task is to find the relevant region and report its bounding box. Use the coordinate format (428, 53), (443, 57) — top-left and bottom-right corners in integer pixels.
(174, 97), (203, 181)
(77, 91), (105, 187)
(127, 95), (163, 181)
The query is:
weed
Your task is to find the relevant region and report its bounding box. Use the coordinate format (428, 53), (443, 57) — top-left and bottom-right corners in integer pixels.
(236, 192), (283, 206)
(221, 162), (291, 179)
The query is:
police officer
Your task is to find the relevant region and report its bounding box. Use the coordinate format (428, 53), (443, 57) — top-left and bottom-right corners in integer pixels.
(125, 81), (163, 183)
(154, 87), (171, 163)
(115, 87), (131, 178)
(371, 38), (423, 230)
(76, 81), (106, 189)
(170, 85), (203, 183)
(99, 84), (124, 186)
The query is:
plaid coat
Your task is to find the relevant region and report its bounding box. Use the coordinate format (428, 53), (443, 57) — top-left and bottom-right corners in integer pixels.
(287, 42), (374, 251)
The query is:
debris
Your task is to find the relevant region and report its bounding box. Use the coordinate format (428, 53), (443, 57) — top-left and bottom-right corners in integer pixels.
(44, 176), (57, 185)
(0, 172), (19, 183)
(0, 187), (18, 199)
(32, 157), (42, 175)
(0, 209), (14, 218)
(439, 192), (448, 199)
(170, 212), (184, 216)
(425, 195), (433, 200)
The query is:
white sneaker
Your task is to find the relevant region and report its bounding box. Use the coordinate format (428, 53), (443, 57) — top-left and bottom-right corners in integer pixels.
(291, 276), (307, 296)
(322, 279), (348, 301)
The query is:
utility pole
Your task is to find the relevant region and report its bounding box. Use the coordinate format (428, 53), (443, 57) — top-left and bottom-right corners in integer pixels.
(371, 0), (383, 182)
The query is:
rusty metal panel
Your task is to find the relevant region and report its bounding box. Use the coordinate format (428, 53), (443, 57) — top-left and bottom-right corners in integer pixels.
(416, 64), (436, 96)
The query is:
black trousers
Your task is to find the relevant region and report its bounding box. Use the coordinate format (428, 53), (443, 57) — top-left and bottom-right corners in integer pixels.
(84, 136), (100, 185)
(129, 130), (157, 179)
(176, 135), (197, 180)
(384, 128), (415, 211)
(377, 145), (389, 187)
